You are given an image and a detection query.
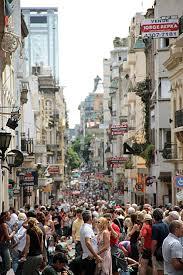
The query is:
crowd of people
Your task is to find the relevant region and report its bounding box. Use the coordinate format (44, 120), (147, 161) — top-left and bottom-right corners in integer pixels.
(0, 201), (183, 275)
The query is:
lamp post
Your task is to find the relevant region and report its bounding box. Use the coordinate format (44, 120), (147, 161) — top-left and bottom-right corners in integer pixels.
(0, 131), (12, 161)
(18, 172), (25, 207)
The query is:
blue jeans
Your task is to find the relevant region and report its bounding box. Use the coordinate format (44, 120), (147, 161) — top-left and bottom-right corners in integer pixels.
(0, 242), (11, 274)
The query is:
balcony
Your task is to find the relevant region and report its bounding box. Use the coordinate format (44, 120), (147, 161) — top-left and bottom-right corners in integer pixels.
(162, 143), (183, 161)
(47, 144), (60, 152)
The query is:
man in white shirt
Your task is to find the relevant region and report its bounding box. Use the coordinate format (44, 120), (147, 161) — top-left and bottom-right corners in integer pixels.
(162, 220), (183, 275)
(80, 210), (102, 275)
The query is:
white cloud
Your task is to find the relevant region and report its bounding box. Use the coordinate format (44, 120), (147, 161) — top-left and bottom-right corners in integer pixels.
(21, 0), (154, 127)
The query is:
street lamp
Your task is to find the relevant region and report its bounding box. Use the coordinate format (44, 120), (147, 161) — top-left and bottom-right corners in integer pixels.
(0, 131), (12, 161)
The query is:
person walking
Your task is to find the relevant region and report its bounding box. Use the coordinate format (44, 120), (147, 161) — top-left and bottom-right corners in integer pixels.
(151, 208), (169, 275)
(139, 214), (152, 275)
(0, 211), (16, 275)
(162, 220), (183, 275)
(80, 210), (102, 275)
(96, 217), (112, 275)
(21, 217), (44, 275)
(72, 208), (83, 257)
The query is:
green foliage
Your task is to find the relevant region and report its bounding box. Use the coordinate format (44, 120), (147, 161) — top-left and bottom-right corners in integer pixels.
(132, 143), (155, 167)
(125, 158), (134, 169)
(82, 134), (93, 164)
(132, 78), (151, 143)
(71, 138), (81, 155)
(70, 134), (93, 164)
(67, 147), (81, 170)
(141, 144), (155, 167)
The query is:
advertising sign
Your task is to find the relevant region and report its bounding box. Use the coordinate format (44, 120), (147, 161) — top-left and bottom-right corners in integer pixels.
(21, 170), (38, 187)
(175, 176), (183, 188)
(111, 123), (128, 136)
(108, 157), (128, 168)
(48, 165), (60, 175)
(141, 18), (179, 38)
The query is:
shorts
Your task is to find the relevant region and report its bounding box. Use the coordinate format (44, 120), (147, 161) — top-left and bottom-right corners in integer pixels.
(142, 249), (151, 260)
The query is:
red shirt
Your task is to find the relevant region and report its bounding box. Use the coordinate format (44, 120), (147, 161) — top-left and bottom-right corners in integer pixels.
(110, 222), (120, 246)
(140, 223), (152, 249)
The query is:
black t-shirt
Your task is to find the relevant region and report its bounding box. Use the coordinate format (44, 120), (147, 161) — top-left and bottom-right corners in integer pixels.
(27, 228), (42, 256)
(53, 214), (61, 231)
(152, 221), (169, 247)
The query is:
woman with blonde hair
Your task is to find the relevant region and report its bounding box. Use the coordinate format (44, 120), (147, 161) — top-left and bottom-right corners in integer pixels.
(96, 217), (112, 275)
(21, 217), (44, 275)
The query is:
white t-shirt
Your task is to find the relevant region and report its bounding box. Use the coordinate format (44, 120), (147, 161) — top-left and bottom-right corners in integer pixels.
(80, 223), (98, 259)
(16, 226), (27, 252)
(9, 213), (18, 226)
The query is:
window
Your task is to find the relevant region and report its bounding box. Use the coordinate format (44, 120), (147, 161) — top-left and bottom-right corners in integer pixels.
(160, 38), (169, 49)
(30, 16), (47, 24)
(118, 56), (122, 61)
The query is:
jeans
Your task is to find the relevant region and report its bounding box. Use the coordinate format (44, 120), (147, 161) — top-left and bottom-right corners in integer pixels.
(75, 241), (82, 257)
(0, 243), (11, 275)
(82, 258), (96, 275)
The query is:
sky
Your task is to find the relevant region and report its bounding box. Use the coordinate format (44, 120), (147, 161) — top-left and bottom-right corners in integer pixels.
(21, 0), (154, 127)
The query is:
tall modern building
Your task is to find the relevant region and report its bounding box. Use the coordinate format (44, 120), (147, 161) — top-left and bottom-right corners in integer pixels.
(22, 7), (59, 81)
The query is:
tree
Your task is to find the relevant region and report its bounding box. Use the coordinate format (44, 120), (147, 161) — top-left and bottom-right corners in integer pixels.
(67, 147), (81, 170)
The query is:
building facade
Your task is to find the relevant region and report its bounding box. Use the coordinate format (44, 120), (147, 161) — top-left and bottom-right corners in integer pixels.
(22, 7), (59, 82)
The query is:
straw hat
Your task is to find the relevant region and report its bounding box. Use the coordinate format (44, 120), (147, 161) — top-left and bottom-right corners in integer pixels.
(144, 214), (152, 221)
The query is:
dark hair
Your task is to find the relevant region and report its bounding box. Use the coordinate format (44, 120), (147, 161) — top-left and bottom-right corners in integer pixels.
(36, 212), (46, 225)
(130, 213), (138, 225)
(27, 210), (36, 218)
(34, 205), (39, 210)
(0, 212), (9, 224)
(53, 252), (68, 264)
(152, 208), (163, 221)
(76, 208), (82, 214)
(169, 220), (182, 234)
(9, 207), (16, 213)
(82, 210), (92, 223)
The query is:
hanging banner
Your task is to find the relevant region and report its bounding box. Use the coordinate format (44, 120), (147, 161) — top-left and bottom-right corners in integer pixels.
(111, 123), (128, 136)
(141, 17), (179, 38)
(175, 176), (183, 188)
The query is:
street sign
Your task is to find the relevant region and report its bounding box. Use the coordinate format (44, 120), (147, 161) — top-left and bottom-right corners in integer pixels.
(175, 176), (183, 188)
(141, 17), (179, 38)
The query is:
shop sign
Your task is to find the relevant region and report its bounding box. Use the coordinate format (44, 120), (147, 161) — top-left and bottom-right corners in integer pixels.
(111, 123), (128, 136)
(108, 157), (128, 168)
(175, 176), (183, 188)
(141, 17), (179, 38)
(48, 165), (60, 175)
(21, 170), (38, 187)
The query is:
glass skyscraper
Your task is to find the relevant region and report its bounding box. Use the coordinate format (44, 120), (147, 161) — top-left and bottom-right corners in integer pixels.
(22, 7), (59, 82)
